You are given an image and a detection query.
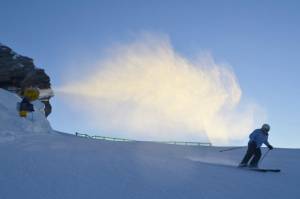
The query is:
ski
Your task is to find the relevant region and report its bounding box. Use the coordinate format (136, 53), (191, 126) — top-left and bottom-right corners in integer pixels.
(250, 168), (281, 172)
(248, 168), (281, 172)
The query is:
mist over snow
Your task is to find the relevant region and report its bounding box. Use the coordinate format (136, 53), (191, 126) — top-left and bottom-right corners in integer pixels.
(57, 34), (265, 145)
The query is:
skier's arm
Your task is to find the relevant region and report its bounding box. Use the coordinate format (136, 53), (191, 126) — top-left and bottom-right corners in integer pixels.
(264, 140), (273, 150)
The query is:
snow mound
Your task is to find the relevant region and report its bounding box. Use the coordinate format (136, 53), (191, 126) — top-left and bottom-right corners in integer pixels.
(0, 89), (52, 142)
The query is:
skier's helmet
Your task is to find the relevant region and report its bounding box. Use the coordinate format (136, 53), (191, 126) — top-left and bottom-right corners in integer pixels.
(262, 124), (270, 132)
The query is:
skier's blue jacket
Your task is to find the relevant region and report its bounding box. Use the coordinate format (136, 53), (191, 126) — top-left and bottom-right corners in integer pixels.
(249, 129), (270, 148)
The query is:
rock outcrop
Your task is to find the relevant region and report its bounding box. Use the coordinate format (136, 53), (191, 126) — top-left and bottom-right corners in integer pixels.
(0, 43), (53, 116)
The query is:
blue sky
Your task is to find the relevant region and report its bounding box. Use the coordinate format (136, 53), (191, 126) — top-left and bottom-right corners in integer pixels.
(1, 0), (299, 147)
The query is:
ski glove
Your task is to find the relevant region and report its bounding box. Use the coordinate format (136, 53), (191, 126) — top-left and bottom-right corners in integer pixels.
(268, 145), (274, 150)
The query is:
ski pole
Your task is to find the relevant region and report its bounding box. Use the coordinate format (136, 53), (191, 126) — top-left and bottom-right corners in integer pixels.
(259, 149), (270, 166)
(219, 146), (244, 152)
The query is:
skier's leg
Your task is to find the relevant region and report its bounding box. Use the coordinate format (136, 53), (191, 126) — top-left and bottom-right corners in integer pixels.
(239, 142), (256, 166)
(249, 148), (262, 168)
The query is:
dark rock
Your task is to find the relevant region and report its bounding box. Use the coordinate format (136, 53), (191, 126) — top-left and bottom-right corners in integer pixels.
(42, 100), (52, 117)
(21, 69), (51, 89)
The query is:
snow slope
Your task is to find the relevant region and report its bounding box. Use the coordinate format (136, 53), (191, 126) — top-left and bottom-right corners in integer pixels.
(0, 89), (299, 199)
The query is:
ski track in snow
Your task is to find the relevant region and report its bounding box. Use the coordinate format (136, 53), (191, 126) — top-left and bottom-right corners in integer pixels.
(187, 155), (238, 167)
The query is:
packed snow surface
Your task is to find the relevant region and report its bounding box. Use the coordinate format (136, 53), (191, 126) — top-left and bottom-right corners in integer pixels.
(0, 89), (299, 199)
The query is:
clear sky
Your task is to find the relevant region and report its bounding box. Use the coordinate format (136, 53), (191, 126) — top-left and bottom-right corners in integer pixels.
(1, 0), (299, 148)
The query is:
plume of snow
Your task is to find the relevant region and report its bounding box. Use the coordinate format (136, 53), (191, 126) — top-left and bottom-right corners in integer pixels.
(57, 34), (265, 145)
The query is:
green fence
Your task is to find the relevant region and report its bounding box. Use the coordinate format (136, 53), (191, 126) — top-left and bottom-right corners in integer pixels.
(75, 132), (212, 147)
(75, 132), (135, 142)
(155, 141), (212, 147)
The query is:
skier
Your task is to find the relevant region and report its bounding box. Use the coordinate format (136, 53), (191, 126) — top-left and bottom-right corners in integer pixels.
(239, 124), (273, 168)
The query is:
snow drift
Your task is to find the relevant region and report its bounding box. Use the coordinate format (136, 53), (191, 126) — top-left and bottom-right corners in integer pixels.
(0, 89), (52, 142)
